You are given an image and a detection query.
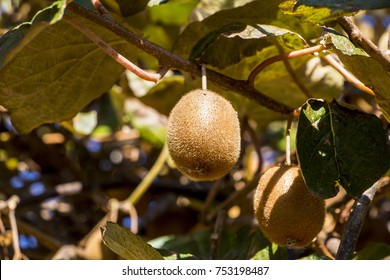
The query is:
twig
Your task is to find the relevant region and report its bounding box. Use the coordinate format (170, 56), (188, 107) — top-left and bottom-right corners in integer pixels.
(119, 201), (139, 234)
(64, 16), (164, 82)
(66, 2), (294, 115)
(0, 214), (10, 259)
(322, 55), (375, 96)
(336, 181), (379, 260)
(210, 210), (226, 260)
(314, 236), (335, 260)
(0, 196), (22, 260)
(90, 0), (111, 17)
(248, 45), (327, 87)
(337, 16), (390, 73)
(128, 142), (169, 205)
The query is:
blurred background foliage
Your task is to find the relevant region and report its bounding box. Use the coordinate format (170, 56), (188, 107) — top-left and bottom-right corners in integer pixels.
(0, 0), (389, 260)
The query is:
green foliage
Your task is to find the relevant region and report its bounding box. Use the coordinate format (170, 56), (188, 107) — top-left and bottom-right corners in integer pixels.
(326, 32), (390, 122)
(0, 4), (140, 133)
(0, 0), (390, 261)
(297, 99), (390, 198)
(102, 222), (164, 260)
(297, 0), (390, 12)
(148, 226), (288, 260)
(280, 1), (356, 24)
(352, 242), (390, 260)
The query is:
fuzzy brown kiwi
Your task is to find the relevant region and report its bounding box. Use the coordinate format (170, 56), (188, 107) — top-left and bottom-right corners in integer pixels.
(167, 89), (240, 181)
(253, 165), (325, 248)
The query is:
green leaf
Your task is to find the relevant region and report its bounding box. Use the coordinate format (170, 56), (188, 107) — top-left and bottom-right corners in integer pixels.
(172, 0), (286, 59)
(280, 1), (356, 24)
(326, 32), (390, 122)
(296, 99), (390, 198)
(101, 221), (164, 260)
(189, 23), (308, 68)
(148, 231), (211, 259)
(0, 9), (139, 134)
(326, 31), (367, 56)
(251, 243), (288, 260)
(297, 0), (390, 11)
(149, 0), (199, 26)
(352, 242), (390, 260)
(0, 0), (66, 67)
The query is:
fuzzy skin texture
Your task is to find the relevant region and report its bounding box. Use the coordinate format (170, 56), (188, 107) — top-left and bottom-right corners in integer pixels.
(167, 89), (241, 181)
(253, 165), (325, 248)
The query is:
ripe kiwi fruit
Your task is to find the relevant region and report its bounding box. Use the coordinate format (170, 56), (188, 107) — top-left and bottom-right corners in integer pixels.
(167, 88), (240, 181)
(253, 165), (325, 248)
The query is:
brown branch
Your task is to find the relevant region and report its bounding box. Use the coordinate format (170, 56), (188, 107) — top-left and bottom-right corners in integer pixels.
(337, 16), (390, 73)
(336, 180), (379, 260)
(66, 2), (294, 115)
(64, 16), (164, 82)
(248, 45), (327, 87)
(322, 55), (375, 96)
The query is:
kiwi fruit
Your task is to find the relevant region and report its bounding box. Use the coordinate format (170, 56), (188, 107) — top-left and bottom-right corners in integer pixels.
(253, 165), (325, 248)
(167, 88), (240, 181)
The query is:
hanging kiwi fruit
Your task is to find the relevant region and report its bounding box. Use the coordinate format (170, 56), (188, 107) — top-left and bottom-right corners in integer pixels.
(166, 88), (241, 181)
(253, 164), (326, 248)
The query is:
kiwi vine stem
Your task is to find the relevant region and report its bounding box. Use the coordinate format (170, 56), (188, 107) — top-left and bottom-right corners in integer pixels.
(337, 16), (390, 73)
(336, 180), (379, 260)
(322, 55), (375, 96)
(64, 16), (163, 82)
(248, 45), (327, 87)
(66, 2), (294, 115)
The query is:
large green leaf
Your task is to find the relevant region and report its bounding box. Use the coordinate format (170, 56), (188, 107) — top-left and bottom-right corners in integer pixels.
(189, 23), (308, 68)
(296, 99), (390, 198)
(0, 6), (139, 134)
(149, 226), (288, 260)
(297, 0), (390, 11)
(222, 226), (288, 260)
(326, 32), (390, 122)
(101, 221), (164, 260)
(280, 1), (356, 24)
(173, 0), (287, 58)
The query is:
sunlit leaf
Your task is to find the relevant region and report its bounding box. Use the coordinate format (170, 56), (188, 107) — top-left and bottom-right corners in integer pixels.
(280, 1), (356, 24)
(189, 23), (308, 68)
(297, 0), (390, 11)
(297, 99), (390, 198)
(0, 7), (140, 134)
(326, 32), (390, 122)
(173, 0), (286, 59)
(101, 221), (164, 260)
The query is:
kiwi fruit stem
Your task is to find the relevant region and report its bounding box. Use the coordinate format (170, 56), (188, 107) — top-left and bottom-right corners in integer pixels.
(202, 64), (207, 90)
(285, 114), (293, 165)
